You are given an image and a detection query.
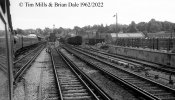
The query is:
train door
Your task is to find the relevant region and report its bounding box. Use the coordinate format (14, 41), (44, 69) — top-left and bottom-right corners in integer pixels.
(0, 0), (13, 100)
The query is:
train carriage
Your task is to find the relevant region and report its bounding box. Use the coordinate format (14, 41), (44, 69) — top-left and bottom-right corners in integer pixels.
(13, 35), (22, 53)
(13, 33), (41, 54)
(67, 36), (82, 45)
(22, 35), (38, 47)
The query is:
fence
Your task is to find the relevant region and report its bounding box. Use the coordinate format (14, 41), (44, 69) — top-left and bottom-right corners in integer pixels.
(115, 38), (175, 51)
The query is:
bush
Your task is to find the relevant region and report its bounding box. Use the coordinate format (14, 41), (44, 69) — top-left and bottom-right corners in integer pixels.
(100, 45), (109, 50)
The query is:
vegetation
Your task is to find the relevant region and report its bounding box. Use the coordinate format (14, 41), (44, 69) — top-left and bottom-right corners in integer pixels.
(14, 19), (175, 37)
(100, 45), (109, 50)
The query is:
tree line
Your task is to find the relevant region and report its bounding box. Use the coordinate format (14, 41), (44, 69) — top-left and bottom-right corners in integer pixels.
(15, 19), (175, 37)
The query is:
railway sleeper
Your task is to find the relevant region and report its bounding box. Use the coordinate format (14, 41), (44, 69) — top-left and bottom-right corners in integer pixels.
(47, 97), (60, 100)
(135, 83), (155, 87)
(63, 89), (87, 93)
(59, 79), (80, 82)
(148, 89), (170, 94)
(120, 76), (136, 79)
(141, 86), (163, 90)
(127, 81), (147, 84)
(115, 73), (133, 76)
(154, 92), (173, 96)
(61, 84), (83, 87)
(63, 95), (92, 100)
(61, 82), (81, 84)
(154, 93), (175, 98)
(59, 78), (78, 80)
(63, 92), (89, 96)
(61, 82), (81, 85)
(160, 97), (175, 100)
(61, 84), (92, 99)
(62, 86), (84, 90)
(58, 76), (77, 78)
(60, 80), (79, 83)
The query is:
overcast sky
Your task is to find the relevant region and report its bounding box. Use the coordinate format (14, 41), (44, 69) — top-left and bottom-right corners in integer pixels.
(10, 0), (175, 29)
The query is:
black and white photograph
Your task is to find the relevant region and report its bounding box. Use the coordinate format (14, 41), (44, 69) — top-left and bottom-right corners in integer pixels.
(0, 0), (175, 100)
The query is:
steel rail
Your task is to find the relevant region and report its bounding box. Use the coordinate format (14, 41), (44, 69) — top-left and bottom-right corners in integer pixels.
(74, 46), (175, 85)
(57, 48), (112, 100)
(0, 55), (8, 73)
(57, 49), (100, 100)
(14, 44), (44, 64)
(14, 45), (45, 82)
(50, 48), (63, 100)
(75, 47), (175, 91)
(64, 46), (175, 100)
(79, 46), (175, 73)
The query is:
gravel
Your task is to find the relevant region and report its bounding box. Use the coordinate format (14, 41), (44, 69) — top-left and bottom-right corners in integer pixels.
(81, 46), (175, 88)
(14, 48), (53, 100)
(61, 49), (139, 100)
(0, 70), (9, 100)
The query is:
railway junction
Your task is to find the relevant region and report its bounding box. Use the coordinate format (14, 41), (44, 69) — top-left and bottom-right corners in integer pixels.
(12, 41), (175, 100)
(1, 0), (175, 99)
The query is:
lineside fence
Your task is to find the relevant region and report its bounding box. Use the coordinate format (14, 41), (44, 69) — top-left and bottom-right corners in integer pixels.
(115, 38), (175, 51)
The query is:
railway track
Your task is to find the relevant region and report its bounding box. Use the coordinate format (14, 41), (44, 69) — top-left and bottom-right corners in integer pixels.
(14, 43), (44, 64)
(50, 48), (111, 100)
(14, 44), (45, 82)
(71, 46), (175, 85)
(15, 43), (41, 59)
(37, 61), (59, 100)
(78, 46), (175, 74)
(64, 46), (175, 100)
(0, 55), (8, 73)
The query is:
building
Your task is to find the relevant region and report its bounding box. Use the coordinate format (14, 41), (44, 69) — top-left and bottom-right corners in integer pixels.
(116, 32), (145, 38)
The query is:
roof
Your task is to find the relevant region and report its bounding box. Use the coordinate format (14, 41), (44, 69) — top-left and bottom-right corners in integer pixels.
(147, 31), (174, 38)
(117, 32), (145, 38)
(110, 33), (117, 37)
(27, 34), (37, 38)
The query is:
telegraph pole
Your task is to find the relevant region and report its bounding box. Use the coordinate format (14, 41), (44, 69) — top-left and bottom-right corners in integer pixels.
(53, 24), (55, 33)
(113, 12), (118, 37)
(116, 13), (118, 33)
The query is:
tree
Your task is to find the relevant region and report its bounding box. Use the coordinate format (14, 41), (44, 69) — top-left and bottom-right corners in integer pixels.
(127, 21), (138, 33)
(43, 27), (51, 36)
(96, 24), (107, 33)
(161, 21), (172, 32)
(16, 28), (25, 35)
(36, 28), (43, 36)
(122, 25), (128, 33)
(74, 26), (81, 35)
(53, 27), (64, 35)
(137, 22), (147, 32)
(147, 19), (162, 33)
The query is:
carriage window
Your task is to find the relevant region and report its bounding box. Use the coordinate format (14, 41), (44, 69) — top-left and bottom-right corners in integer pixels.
(0, 18), (9, 100)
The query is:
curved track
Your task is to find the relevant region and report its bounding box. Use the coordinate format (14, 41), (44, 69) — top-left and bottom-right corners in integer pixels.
(64, 45), (175, 100)
(79, 46), (175, 74)
(14, 44), (45, 82)
(73, 46), (175, 85)
(0, 55), (8, 73)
